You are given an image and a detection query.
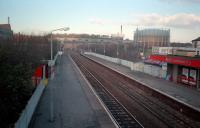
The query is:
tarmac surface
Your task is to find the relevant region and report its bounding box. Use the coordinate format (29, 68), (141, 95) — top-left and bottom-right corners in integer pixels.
(85, 54), (200, 112)
(30, 53), (116, 128)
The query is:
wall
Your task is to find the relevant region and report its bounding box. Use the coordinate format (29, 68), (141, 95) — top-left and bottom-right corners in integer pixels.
(84, 52), (167, 79)
(15, 79), (45, 128)
(15, 52), (60, 128)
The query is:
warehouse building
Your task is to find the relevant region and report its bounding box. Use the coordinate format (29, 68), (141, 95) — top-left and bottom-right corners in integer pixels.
(0, 17), (13, 39)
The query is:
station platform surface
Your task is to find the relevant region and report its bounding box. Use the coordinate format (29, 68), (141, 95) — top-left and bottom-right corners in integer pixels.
(30, 54), (116, 128)
(85, 54), (200, 112)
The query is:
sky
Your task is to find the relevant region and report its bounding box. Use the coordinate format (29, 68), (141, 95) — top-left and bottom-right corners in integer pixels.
(0, 0), (200, 42)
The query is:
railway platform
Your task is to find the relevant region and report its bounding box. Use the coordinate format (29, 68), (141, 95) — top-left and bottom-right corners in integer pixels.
(85, 54), (200, 112)
(29, 54), (116, 128)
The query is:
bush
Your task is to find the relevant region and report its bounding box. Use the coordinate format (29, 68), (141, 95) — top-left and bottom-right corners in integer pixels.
(0, 34), (58, 127)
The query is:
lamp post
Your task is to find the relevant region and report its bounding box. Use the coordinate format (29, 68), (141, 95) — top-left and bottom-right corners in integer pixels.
(95, 42), (97, 53)
(87, 42), (89, 52)
(143, 42), (145, 58)
(49, 27), (69, 122)
(117, 42), (119, 58)
(102, 40), (105, 55)
(50, 27), (70, 61)
(104, 43), (106, 55)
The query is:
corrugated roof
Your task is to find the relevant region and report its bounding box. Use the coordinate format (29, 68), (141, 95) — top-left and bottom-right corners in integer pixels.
(192, 37), (200, 42)
(0, 24), (11, 31)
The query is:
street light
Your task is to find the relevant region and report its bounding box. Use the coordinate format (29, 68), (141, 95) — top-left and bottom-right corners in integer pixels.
(50, 27), (70, 60)
(49, 27), (69, 122)
(101, 40), (105, 55)
(117, 42), (119, 58)
(104, 43), (106, 55)
(87, 42), (89, 52)
(95, 42), (97, 53)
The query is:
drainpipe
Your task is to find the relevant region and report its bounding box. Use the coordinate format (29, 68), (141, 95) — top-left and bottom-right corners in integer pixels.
(197, 69), (200, 90)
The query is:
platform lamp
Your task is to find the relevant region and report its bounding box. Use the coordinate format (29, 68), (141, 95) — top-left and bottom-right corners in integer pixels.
(49, 27), (69, 122)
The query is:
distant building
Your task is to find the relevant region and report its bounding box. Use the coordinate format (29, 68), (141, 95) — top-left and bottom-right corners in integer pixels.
(134, 28), (170, 48)
(170, 42), (192, 47)
(192, 37), (200, 48)
(111, 34), (123, 41)
(111, 25), (124, 42)
(0, 17), (13, 39)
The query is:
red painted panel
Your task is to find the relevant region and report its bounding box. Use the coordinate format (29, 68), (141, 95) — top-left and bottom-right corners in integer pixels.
(34, 65), (43, 77)
(149, 55), (200, 68)
(149, 55), (166, 61)
(166, 56), (200, 68)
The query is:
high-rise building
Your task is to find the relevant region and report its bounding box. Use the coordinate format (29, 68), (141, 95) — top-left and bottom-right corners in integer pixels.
(134, 28), (170, 48)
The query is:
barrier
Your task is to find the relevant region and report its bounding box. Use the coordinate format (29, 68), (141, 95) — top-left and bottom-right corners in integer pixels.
(15, 52), (60, 128)
(84, 52), (167, 79)
(14, 82), (45, 128)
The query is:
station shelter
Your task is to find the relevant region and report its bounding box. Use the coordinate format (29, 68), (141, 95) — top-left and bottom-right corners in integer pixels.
(148, 55), (200, 89)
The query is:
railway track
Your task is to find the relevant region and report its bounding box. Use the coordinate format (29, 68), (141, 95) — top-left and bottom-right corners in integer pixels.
(71, 54), (143, 128)
(116, 83), (198, 128)
(71, 53), (200, 128)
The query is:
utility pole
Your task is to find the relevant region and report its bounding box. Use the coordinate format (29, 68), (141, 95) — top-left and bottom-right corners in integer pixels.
(87, 42), (89, 52)
(143, 42), (145, 58)
(95, 42), (97, 53)
(104, 43), (106, 55)
(117, 42), (119, 58)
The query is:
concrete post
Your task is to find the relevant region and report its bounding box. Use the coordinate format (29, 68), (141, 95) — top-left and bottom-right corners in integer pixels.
(197, 69), (200, 89)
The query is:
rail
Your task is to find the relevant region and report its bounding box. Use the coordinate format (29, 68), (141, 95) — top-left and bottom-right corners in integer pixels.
(80, 53), (200, 127)
(71, 54), (144, 128)
(83, 53), (200, 115)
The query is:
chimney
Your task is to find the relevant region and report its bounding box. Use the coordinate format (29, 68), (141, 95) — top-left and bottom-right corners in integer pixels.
(120, 25), (122, 35)
(8, 17), (10, 24)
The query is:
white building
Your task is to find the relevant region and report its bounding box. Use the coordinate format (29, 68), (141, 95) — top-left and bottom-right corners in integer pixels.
(192, 37), (200, 48)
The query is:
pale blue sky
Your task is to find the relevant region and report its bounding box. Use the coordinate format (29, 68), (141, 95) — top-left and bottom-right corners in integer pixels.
(1, 0), (200, 42)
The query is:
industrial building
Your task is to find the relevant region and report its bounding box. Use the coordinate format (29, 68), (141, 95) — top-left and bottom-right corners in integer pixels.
(0, 17), (13, 39)
(134, 28), (170, 48)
